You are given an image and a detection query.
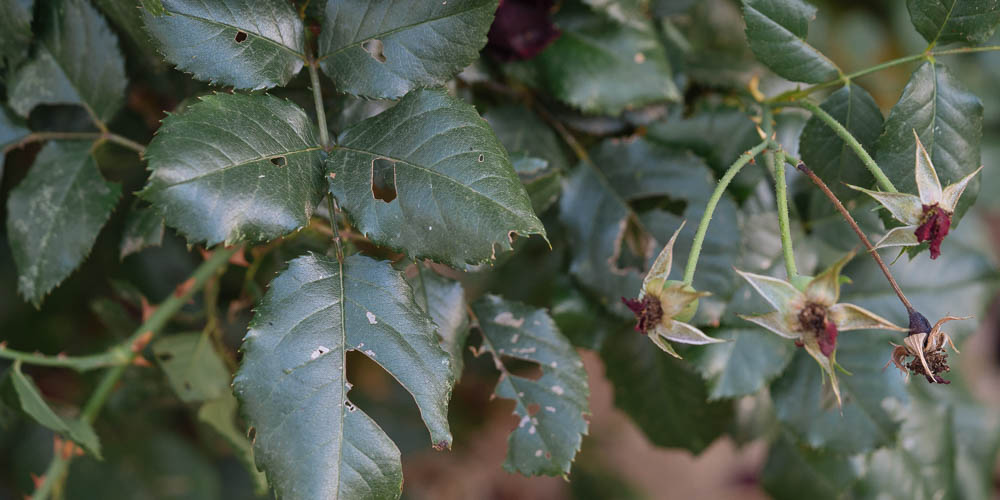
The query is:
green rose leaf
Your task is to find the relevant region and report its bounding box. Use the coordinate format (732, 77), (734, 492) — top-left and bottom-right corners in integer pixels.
(2, 362), (102, 458)
(907, 0), (1000, 47)
(317, 0), (498, 99)
(852, 381), (1000, 500)
(513, 154), (562, 215)
(483, 104), (569, 173)
(140, 93), (325, 246)
(874, 61), (983, 223)
(7, 141), (120, 306)
(410, 269), (472, 381)
(197, 395), (269, 496)
(473, 294), (590, 476)
(142, 0), (307, 90)
(742, 0), (841, 83)
(601, 329), (733, 453)
(153, 333), (231, 404)
(800, 83), (884, 211)
(689, 327), (796, 400)
(234, 253), (454, 500)
(646, 107), (765, 194)
(0, 0), (33, 70)
(327, 89), (545, 267)
(8, 0), (126, 122)
(0, 107), (31, 181)
(559, 138), (740, 320)
(506, 3), (680, 115)
(119, 204), (165, 259)
(761, 434), (858, 500)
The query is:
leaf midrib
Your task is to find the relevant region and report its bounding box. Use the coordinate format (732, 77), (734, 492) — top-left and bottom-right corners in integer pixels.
(164, 9), (306, 60)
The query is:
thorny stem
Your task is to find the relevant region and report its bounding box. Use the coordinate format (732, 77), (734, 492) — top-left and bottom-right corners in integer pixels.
(3, 131), (145, 155)
(29, 247), (237, 500)
(682, 140), (769, 285)
(773, 153), (798, 279)
(767, 45), (1000, 103)
(796, 162), (915, 313)
(308, 60), (330, 149)
(781, 100), (897, 193)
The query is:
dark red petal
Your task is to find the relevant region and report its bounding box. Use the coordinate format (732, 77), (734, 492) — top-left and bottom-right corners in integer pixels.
(486, 0), (561, 61)
(914, 204), (951, 259)
(818, 320), (838, 357)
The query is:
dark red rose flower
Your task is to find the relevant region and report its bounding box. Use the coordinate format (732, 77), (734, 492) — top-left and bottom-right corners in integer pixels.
(914, 203), (951, 259)
(486, 0), (561, 61)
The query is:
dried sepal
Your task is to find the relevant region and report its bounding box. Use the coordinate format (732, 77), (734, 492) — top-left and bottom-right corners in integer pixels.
(804, 251), (853, 306)
(913, 131), (943, 206)
(940, 166), (984, 212)
(733, 269), (804, 314)
(738, 312), (798, 339)
(845, 185), (923, 225)
(642, 221), (685, 294)
(873, 226), (920, 249)
(802, 338), (843, 407)
(828, 303), (907, 332)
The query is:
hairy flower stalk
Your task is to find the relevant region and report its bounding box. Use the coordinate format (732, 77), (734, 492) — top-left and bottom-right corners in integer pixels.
(737, 252), (905, 406)
(622, 222), (724, 358)
(848, 130), (983, 259)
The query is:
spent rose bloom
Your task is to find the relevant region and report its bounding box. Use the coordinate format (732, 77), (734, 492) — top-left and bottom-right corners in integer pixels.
(736, 252), (906, 406)
(849, 130), (983, 259)
(622, 222), (724, 359)
(887, 312), (969, 384)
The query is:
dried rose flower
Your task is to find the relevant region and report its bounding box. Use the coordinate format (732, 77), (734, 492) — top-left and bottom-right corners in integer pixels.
(848, 130), (982, 259)
(737, 252), (906, 406)
(622, 223), (724, 358)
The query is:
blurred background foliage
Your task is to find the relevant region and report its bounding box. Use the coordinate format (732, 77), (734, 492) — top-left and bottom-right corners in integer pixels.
(1, 0), (1000, 498)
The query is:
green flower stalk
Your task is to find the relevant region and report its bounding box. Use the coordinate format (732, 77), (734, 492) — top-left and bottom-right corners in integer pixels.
(849, 130), (983, 259)
(622, 222), (725, 358)
(736, 252), (906, 407)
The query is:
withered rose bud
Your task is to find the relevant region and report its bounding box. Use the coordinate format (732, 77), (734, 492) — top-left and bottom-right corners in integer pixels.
(486, 0), (561, 61)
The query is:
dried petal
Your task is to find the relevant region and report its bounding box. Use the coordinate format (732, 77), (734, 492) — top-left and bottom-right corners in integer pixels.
(828, 303), (906, 332)
(914, 204), (951, 259)
(903, 333), (933, 378)
(912, 130), (943, 206)
(940, 165), (984, 213)
(846, 185), (923, 226)
(486, 0), (561, 61)
(734, 269), (804, 313)
(622, 296), (662, 334)
(818, 320), (838, 357)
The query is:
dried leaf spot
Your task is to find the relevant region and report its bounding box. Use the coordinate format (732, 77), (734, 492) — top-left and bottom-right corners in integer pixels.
(235, 31), (248, 43)
(270, 156), (286, 167)
(371, 157), (397, 203)
(527, 403), (541, 415)
(494, 311), (525, 328)
(362, 39), (387, 63)
(366, 311), (378, 324)
(310, 345), (330, 360)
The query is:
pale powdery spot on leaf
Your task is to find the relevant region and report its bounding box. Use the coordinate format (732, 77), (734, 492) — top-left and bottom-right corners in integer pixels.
(310, 346), (330, 360)
(529, 426), (536, 435)
(519, 415), (531, 428)
(511, 333), (520, 343)
(494, 311), (525, 328)
(545, 406), (556, 413)
(535, 449), (543, 457)
(364, 349), (376, 358)
(550, 361), (557, 368)
(366, 311), (378, 324)
(551, 385), (564, 395)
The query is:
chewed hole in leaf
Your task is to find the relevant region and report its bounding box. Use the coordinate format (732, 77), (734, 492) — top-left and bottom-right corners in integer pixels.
(157, 353), (174, 361)
(631, 194), (686, 215)
(478, 154), (485, 162)
(235, 31), (248, 43)
(270, 156), (286, 167)
(609, 216), (652, 274)
(362, 39), (387, 63)
(371, 157), (397, 203)
(499, 356), (543, 381)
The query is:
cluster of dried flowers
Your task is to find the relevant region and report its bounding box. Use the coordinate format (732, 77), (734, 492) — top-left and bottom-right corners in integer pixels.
(623, 133), (980, 407)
